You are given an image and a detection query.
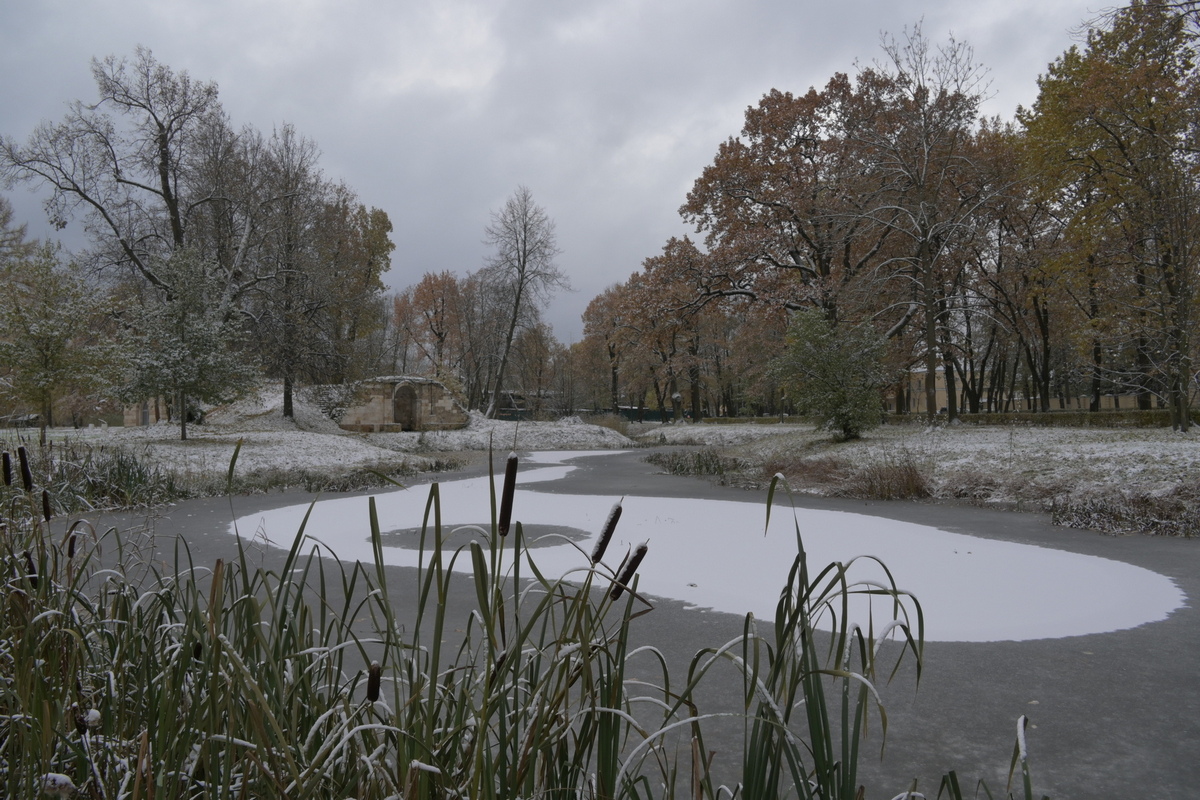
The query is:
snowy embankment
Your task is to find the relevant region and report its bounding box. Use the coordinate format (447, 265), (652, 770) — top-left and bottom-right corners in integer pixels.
(366, 411), (633, 453)
(635, 418), (1200, 531)
(71, 389), (635, 483)
(47, 386), (1200, 527)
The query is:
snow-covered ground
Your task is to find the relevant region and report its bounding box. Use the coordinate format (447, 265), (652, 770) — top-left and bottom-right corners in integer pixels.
(639, 418), (1200, 509)
(29, 388), (1200, 516)
(50, 387), (635, 483)
(366, 411), (633, 453)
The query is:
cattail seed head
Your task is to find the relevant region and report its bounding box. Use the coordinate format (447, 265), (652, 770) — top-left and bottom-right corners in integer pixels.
(42, 489), (52, 523)
(24, 551), (38, 590)
(367, 661), (382, 702)
(2, 451), (11, 486)
(497, 452), (518, 537)
(590, 499), (623, 565)
(17, 446), (33, 492)
(67, 532), (77, 559)
(610, 541), (648, 601)
(72, 704), (87, 735)
(488, 648), (509, 688)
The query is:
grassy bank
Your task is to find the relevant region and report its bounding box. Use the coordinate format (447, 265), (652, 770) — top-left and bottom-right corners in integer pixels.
(1, 432), (464, 513)
(638, 423), (1200, 537)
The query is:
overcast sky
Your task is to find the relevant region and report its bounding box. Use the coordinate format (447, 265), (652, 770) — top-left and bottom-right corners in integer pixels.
(1, 1), (1105, 342)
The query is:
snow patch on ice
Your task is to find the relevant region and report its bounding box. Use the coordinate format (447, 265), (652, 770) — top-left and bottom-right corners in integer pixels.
(231, 451), (1185, 643)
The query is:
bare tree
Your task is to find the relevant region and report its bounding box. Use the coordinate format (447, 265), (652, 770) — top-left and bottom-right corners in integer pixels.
(852, 25), (994, 418)
(248, 125), (326, 417)
(1, 48), (227, 289)
(481, 187), (568, 417)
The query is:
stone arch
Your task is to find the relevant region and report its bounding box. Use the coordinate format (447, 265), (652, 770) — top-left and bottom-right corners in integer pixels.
(393, 383), (419, 431)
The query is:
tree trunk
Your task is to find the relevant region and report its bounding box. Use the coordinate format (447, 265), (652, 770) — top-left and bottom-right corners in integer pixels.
(688, 337), (703, 421)
(651, 377), (668, 423)
(487, 283), (525, 419)
(39, 396), (52, 445)
(1136, 338), (1154, 410)
(283, 374), (294, 419)
(1135, 268), (1153, 410)
(282, 266), (296, 419)
(1179, 344), (1192, 433)
(943, 350), (958, 421)
(1007, 350), (1020, 412)
(669, 377), (683, 422)
(608, 344), (620, 413)
(1036, 302), (1052, 413)
(923, 276), (939, 417)
(179, 389), (188, 441)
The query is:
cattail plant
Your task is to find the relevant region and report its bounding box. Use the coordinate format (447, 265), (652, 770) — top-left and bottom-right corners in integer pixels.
(41, 489), (52, 523)
(2, 451), (11, 486)
(366, 661), (381, 702)
(23, 550), (37, 590)
(591, 498), (623, 564)
(497, 452), (518, 536)
(610, 540), (648, 600)
(17, 445), (33, 492)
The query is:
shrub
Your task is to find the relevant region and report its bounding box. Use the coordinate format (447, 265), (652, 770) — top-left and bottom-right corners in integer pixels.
(773, 310), (889, 441)
(762, 450), (932, 501)
(2, 437), (187, 511)
(645, 448), (745, 482)
(834, 452), (933, 501)
(762, 453), (852, 491)
(1052, 482), (1200, 537)
(305, 382), (365, 422)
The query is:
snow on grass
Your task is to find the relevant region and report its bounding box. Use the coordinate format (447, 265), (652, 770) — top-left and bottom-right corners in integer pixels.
(629, 420), (801, 447)
(202, 384), (346, 434)
(130, 430), (407, 479)
(647, 420), (1200, 506)
(49, 392), (634, 483)
(367, 412), (634, 454)
(233, 450), (1185, 643)
(30, 390), (1200, 512)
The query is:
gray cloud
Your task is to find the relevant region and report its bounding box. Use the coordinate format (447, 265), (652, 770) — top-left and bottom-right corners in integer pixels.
(1, 0), (1098, 340)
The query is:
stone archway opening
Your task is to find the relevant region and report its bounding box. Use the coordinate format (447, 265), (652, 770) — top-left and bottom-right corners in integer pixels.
(393, 384), (418, 431)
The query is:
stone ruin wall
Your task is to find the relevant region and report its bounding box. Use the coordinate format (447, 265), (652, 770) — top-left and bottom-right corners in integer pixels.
(338, 379), (469, 433)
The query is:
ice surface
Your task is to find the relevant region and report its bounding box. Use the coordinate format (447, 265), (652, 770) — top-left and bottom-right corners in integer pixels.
(232, 452), (1184, 643)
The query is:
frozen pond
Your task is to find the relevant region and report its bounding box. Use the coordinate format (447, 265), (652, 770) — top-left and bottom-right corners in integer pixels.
(231, 451), (1184, 643)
